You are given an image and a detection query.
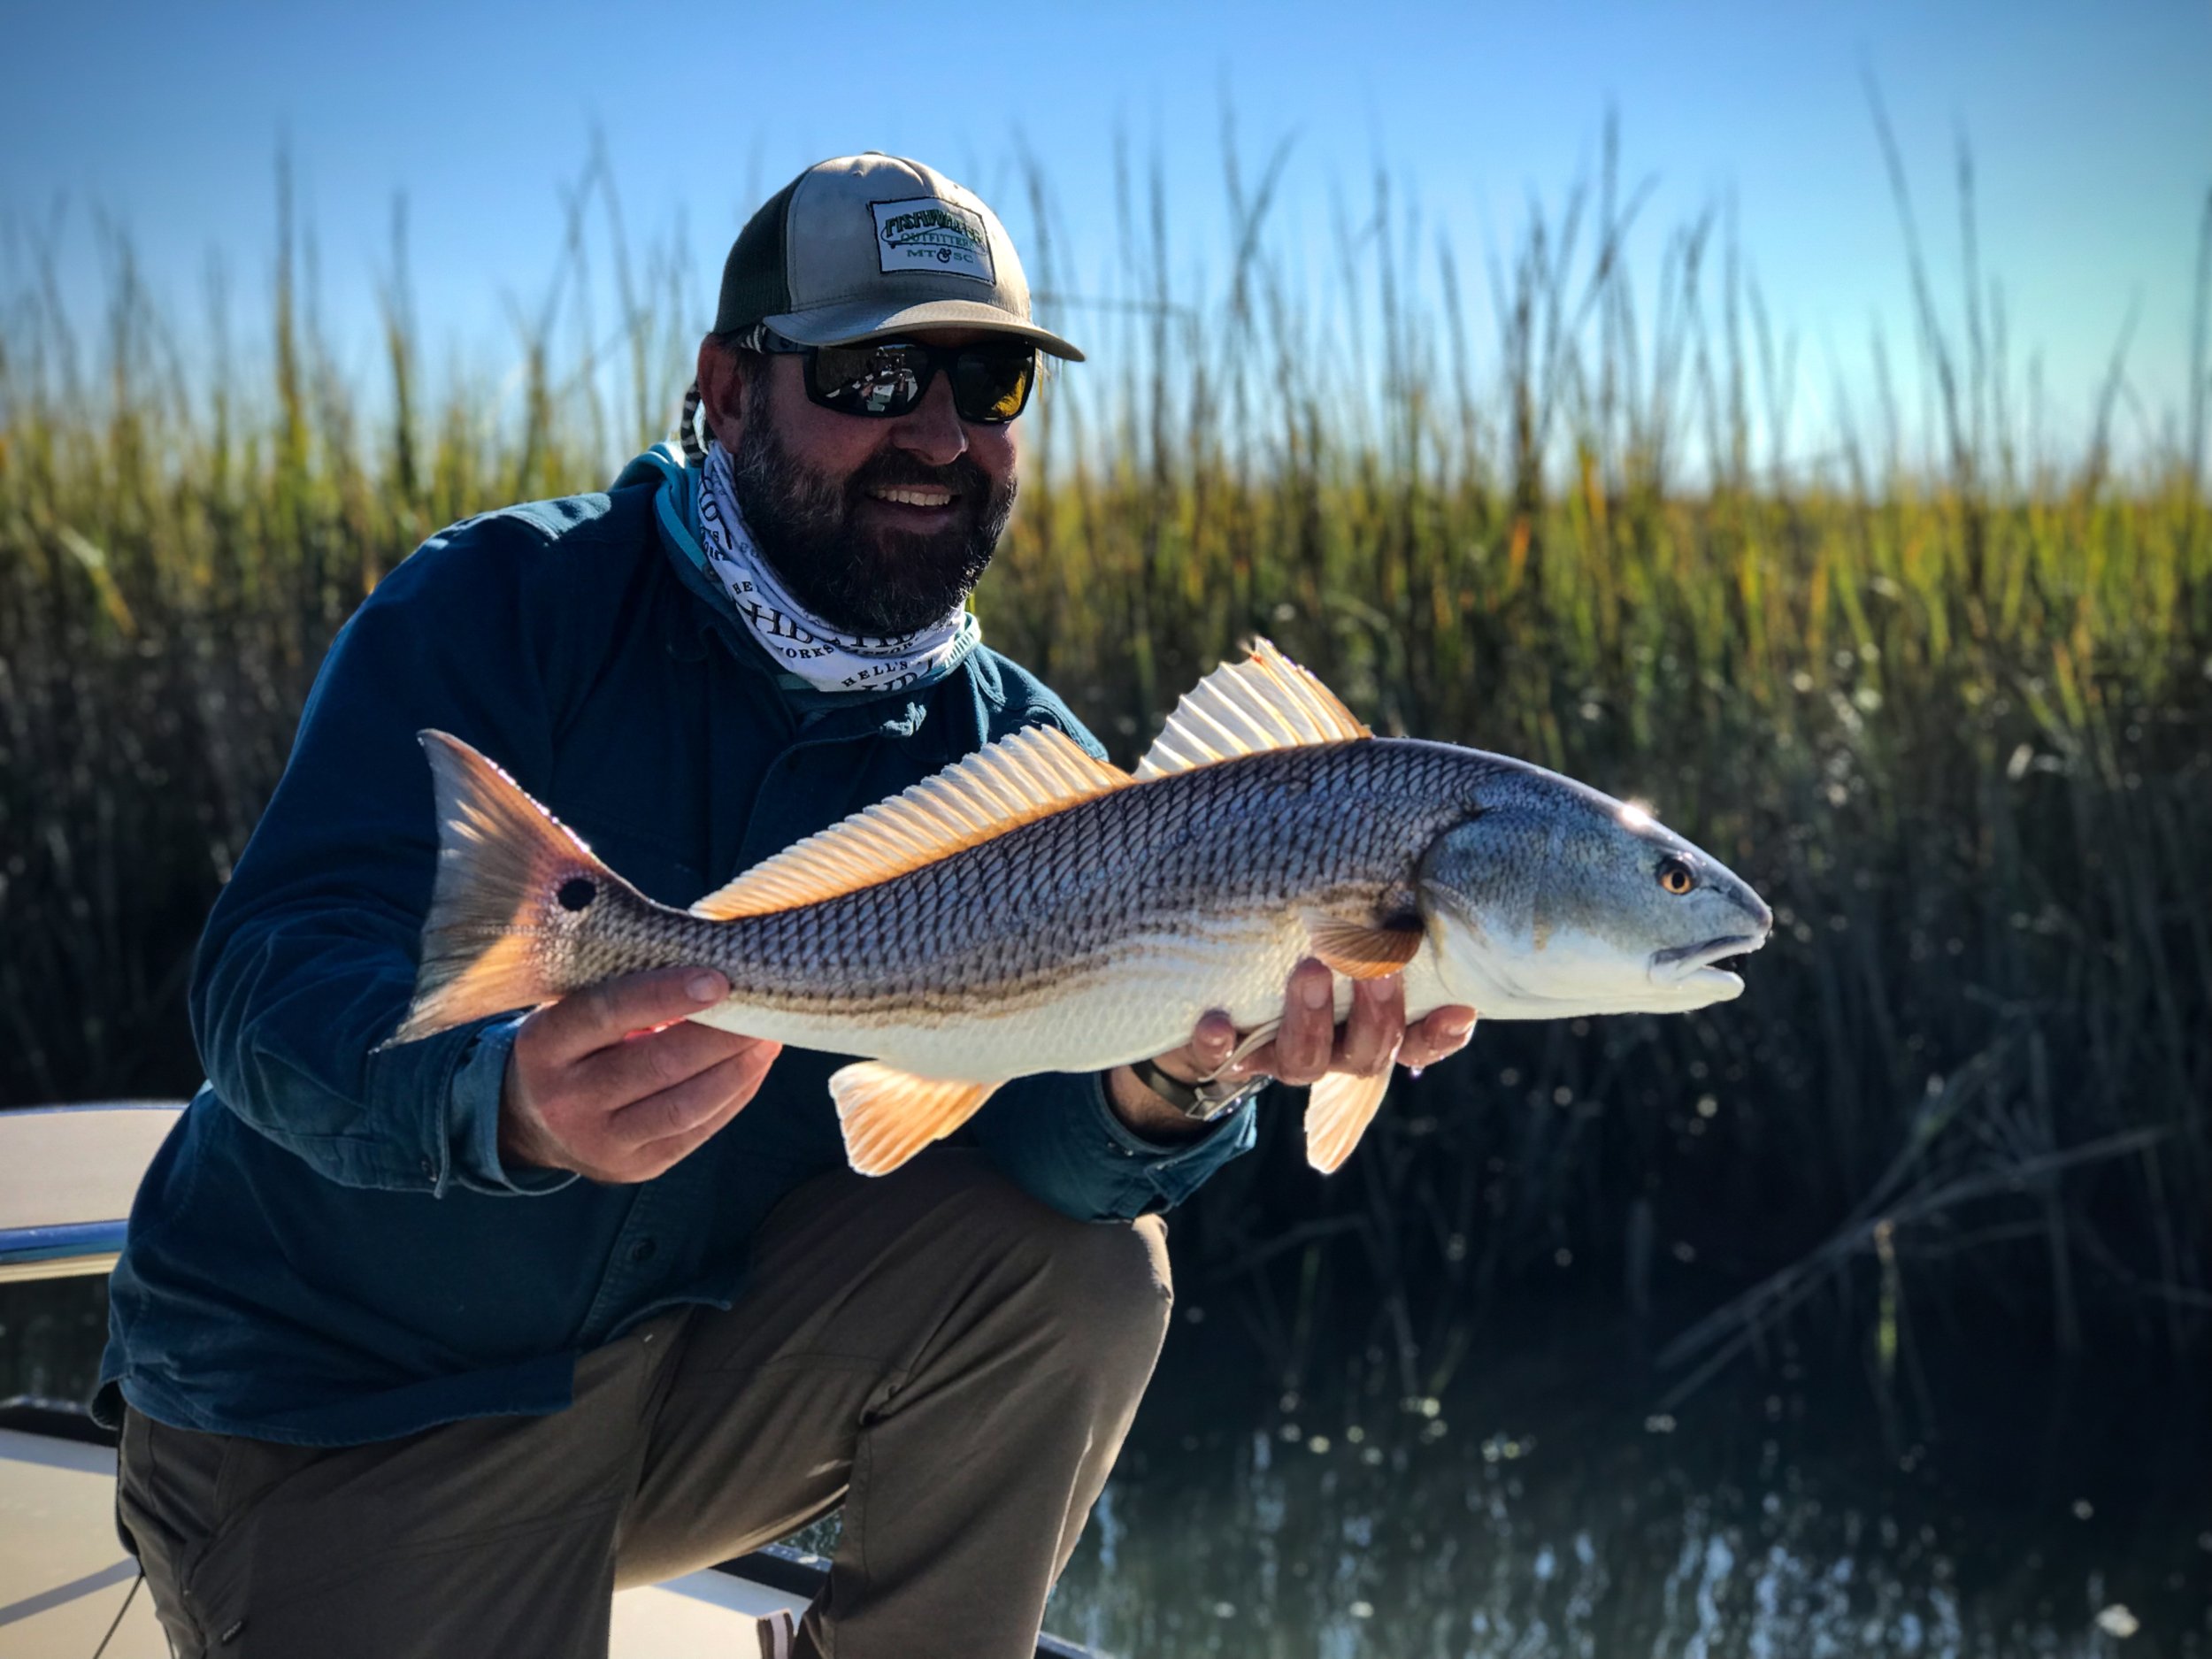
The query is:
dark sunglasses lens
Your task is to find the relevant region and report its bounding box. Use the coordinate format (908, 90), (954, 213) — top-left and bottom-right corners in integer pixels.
(809, 343), (931, 415)
(805, 340), (1035, 421)
(953, 347), (1035, 422)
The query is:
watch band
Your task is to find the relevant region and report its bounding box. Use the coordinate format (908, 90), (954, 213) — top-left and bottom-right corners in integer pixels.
(1127, 1056), (1265, 1122)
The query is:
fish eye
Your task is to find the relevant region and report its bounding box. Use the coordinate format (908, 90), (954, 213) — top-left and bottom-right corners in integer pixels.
(557, 877), (597, 912)
(1656, 856), (1696, 896)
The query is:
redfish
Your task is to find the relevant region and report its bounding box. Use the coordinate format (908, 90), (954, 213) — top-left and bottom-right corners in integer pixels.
(388, 643), (1771, 1174)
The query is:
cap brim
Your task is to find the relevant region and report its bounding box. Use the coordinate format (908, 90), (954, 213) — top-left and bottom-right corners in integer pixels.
(765, 298), (1085, 362)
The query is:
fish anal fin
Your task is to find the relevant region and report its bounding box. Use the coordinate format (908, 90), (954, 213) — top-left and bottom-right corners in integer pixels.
(1305, 1069), (1393, 1173)
(1134, 638), (1372, 780)
(832, 1064), (1002, 1177)
(1302, 910), (1425, 979)
(692, 726), (1130, 921)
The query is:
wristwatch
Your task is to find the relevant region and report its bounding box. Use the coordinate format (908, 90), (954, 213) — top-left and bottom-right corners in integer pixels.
(1127, 1056), (1268, 1123)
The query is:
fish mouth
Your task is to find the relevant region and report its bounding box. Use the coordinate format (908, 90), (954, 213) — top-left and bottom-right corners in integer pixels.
(1647, 933), (1767, 995)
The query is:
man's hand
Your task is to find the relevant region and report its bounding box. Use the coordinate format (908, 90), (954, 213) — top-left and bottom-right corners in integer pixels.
(1106, 957), (1478, 1139)
(500, 967), (782, 1184)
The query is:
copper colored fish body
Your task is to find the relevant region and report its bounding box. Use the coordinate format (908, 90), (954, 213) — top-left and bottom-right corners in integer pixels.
(388, 643), (1771, 1174)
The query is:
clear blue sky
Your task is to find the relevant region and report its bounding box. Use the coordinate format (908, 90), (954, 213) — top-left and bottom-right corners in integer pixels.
(6, 1), (2208, 467)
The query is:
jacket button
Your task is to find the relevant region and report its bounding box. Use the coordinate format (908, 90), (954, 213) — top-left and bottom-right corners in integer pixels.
(629, 1238), (658, 1264)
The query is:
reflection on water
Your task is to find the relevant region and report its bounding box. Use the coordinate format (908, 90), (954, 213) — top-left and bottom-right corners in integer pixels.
(1057, 1397), (2210, 1658)
(1049, 1303), (2212, 1659)
(6, 1279), (2208, 1656)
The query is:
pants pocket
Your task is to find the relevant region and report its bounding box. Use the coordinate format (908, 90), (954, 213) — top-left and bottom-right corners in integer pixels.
(118, 1409), (242, 1655)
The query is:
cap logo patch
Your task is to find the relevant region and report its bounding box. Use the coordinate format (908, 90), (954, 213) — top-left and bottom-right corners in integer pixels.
(870, 196), (995, 283)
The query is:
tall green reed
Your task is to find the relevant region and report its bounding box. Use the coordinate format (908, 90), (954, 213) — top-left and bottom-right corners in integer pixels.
(3, 131), (2206, 1409)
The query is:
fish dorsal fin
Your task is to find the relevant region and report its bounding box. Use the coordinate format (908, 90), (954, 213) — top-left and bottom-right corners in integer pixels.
(1134, 637), (1371, 780)
(691, 725), (1133, 920)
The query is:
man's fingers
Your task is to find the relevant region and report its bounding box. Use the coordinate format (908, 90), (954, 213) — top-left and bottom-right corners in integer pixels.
(1335, 974), (1408, 1077)
(1225, 1038), (1279, 1080)
(1400, 1005), (1479, 1071)
(624, 1058), (777, 1174)
(1271, 958), (1338, 1086)
(532, 967), (730, 1065)
(607, 1041), (782, 1150)
(1181, 1010), (1238, 1077)
(580, 1020), (764, 1110)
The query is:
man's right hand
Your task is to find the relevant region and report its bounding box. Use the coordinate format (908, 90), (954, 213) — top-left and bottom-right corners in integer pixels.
(499, 967), (781, 1184)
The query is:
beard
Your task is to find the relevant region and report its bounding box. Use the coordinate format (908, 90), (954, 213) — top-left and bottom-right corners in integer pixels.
(726, 417), (1016, 639)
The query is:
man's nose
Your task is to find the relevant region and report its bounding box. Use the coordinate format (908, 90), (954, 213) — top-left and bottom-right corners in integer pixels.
(888, 371), (969, 466)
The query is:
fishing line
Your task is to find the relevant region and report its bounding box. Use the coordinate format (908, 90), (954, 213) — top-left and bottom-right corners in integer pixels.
(89, 1569), (142, 1659)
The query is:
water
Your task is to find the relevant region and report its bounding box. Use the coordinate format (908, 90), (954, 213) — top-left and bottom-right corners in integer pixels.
(1053, 1332), (2212, 1658)
(6, 1279), (2207, 1655)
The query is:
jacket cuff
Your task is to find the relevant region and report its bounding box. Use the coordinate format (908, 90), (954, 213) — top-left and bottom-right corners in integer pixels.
(970, 1070), (1256, 1223)
(1092, 1075), (1261, 1211)
(447, 1016), (577, 1196)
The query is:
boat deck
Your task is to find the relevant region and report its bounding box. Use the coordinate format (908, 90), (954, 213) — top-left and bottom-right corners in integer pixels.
(0, 1418), (808, 1657)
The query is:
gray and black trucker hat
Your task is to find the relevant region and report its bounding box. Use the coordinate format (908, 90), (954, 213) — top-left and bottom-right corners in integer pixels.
(714, 153), (1084, 361)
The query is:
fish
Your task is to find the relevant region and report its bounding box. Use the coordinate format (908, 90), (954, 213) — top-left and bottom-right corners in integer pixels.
(385, 641), (1772, 1176)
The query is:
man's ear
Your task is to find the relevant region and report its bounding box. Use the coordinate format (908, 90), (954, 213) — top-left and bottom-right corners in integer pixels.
(695, 337), (749, 451)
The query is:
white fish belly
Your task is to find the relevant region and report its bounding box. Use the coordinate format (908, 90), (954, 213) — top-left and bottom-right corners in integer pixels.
(687, 915), (1315, 1080)
(688, 914), (1472, 1079)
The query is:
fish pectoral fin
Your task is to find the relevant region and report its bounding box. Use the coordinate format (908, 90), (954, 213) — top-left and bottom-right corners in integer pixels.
(690, 726), (1131, 921)
(1304, 1069), (1393, 1173)
(831, 1064), (1002, 1177)
(1302, 910), (1425, 979)
(1133, 638), (1371, 780)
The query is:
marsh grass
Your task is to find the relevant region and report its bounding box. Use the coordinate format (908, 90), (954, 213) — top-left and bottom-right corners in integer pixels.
(3, 132), (2207, 1409)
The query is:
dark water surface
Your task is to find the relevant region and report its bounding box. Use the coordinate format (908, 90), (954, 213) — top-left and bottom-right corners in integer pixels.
(6, 1278), (2208, 1656)
(1056, 1309), (2212, 1658)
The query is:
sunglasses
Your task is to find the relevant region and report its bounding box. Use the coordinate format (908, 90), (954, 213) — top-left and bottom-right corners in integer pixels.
(749, 328), (1038, 425)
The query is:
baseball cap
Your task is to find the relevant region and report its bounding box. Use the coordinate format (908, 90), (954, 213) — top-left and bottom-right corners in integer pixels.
(714, 153), (1084, 361)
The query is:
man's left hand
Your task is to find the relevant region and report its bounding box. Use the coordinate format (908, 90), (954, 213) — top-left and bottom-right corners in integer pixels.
(1105, 957), (1478, 1139)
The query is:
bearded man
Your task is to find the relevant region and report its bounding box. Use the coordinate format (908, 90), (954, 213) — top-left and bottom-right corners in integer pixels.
(97, 153), (1474, 1659)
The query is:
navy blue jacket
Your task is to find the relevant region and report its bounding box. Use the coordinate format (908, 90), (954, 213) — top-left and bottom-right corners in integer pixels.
(98, 462), (1255, 1445)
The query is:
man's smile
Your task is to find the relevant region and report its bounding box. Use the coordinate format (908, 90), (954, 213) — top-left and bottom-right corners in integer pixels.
(862, 481), (966, 535)
(868, 484), (956, 509)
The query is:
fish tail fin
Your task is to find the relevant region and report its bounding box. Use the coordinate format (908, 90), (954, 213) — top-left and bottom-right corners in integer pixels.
(1304, 1069), (1393, 1173)
(832, 1064), (1002, 1176)
(381, 730), (618, 1047)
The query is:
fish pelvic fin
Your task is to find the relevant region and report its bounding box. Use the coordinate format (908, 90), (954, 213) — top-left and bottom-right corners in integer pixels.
(832, 1064), (1002, 1177)
(1133, 637), (1371, 780)
(382, 731), (618, 1048)
(690, 726), (1131, 921)
(1302, 910), (1425, 979)
(1304, 1069), (1393, 1173)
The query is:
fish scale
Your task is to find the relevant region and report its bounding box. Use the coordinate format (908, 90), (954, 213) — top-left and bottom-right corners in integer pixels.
(705, 743), (1463, 1009)
(388, 641), (1770, 1175)
(661, 741), (1462, 1077)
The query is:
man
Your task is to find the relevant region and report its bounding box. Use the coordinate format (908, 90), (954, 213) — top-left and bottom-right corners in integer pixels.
(98, 153), (1475, 1658)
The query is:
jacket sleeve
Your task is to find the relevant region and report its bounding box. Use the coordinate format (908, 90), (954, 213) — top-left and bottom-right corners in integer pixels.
(967, 1071), (1259, 1224)
(189, 517), (578, 1196)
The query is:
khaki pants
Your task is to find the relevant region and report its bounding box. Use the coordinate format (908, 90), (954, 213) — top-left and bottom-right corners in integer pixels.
(116, 1151), (1172, 1659)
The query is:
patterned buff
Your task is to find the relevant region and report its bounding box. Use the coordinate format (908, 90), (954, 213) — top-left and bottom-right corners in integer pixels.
(696, 441), (980, 695)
